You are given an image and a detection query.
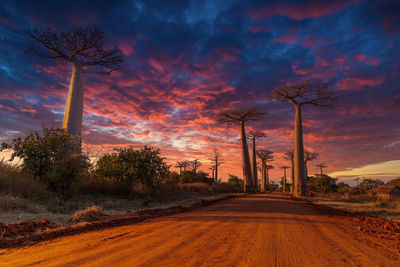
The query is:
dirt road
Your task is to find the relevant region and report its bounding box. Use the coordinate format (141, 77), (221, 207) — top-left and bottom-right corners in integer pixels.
(0, 193), (398, 266)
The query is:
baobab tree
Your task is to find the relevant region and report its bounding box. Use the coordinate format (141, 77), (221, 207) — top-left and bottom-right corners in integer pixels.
(26, 26), (123, 142)
(271, 80), (336, 196)
(219, 108), (264, 192)
(209, 166), (215, 179)
(190, 159), (202, 173)
(316, 163), (327, 176)
(283, 151), (294, 193)
(257, 149), (274, 191)
(305, 151), (319, 177)
(209, 149), (223, 182)
(247, 131), (266, 189)
(266, 165), (274, 189)
(280, 166), (290, 192)
(175, 161), (187, 174)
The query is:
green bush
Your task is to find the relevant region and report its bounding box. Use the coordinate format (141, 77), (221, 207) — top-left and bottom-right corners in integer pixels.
(1, 127), (90, 200)
(95, 146), (169, 193)
(307, 174), (338, 193)
(227, 174), (244, 192)
(178, 171), (214, 185)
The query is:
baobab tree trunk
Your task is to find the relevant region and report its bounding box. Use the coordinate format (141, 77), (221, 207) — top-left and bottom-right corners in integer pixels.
(293, 104), (306, 196)
(215, 163), (218, 182)
(305, 162), (308, 178)
(283, 169), (287, 192)
(261, 162), (266, 191)
(251, 137), (258, 190)
(240, 121), (253, 191)
(266, 168), (270, 191)
(290, 158), (294, 193)
(62, 63), (85, 142)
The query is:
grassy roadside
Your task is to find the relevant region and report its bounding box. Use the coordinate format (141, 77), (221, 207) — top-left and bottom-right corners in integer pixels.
(302, 195), (400, 221)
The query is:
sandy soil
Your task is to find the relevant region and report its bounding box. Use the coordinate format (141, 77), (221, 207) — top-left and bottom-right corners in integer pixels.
(0, 193), (399, 266)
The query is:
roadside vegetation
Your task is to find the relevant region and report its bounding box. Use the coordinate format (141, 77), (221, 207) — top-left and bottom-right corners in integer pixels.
(0, 128), (243, 225)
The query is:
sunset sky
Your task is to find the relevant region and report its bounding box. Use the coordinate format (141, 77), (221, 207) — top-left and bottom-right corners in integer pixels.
(0, 0), (399, 184)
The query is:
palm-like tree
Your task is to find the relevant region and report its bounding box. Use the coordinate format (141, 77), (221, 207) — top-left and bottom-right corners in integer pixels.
(190, 159), (202, 173)
(283, 151), (294, 193)
(304, 151), (319, 177)
(271, 80), (336, 196)
(219, 108), (264, 192)
(209, 149), (223, 182)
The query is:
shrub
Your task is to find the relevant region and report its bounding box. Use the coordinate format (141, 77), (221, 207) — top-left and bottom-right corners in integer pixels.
(179, 171), (214, 185)
(307, 174), (338, 193)
(69, 206), (109, 223)
(1, 128), (90, 200)
(96, 146), (169, 193)
(177, 183), (212, 193)
(227, 174), (244, 192)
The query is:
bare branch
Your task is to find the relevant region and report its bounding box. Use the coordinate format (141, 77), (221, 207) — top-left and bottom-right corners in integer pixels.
(219, 108), (265, 124)
(271, 80), (337, 107)
(247, 130), (266, 140)
(26, 26), (124, 72)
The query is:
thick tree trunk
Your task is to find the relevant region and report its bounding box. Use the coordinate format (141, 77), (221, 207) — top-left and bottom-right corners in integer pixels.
(266, 168), (270, 190)
(240, 121), (253, 192)
(261, 161), (266, 191)
(215, 163), (218, 182)
(283, 169), (287, 192)
(306, 163), (309, 177)
(63, 63), (85, 142)
(293, 104), (306, 196)
(291, 159), (294, 193)
(251, 137), (258, 190)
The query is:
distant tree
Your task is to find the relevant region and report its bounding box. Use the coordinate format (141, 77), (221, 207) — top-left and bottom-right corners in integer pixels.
(316, 163), (327, 176)
(271, 80), (336, 196)
(247, 131), (266, 190)
(304, 151), (319, 177)
(257, 149), (274, 191)
(266, 164), (274, 190)
(354, 177), (361, 186)
(358, 178), (384, 191)
(336, 182), (350, 194)
(209, 149), (223, 182)
(307, 174), (338, 193)
(280, 166), (290, 192)
(283, 151), (294, 193)
(175, 161), (185, 175)
(219, 108), (264, 192)
(26, 26), (123, 142)
(209, 166), (215, 180)
(190, 159), (202, 173)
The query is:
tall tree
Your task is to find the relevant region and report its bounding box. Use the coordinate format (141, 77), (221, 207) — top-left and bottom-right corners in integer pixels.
(283, 151), (294, 193)
(266, 164), (274, 189)
(26, 26), (123, 143)
(271, 80), (336, 196)
(219, 108), (264, 192)
(175, 161), (185, 175)
(257, 149), (274, 191)
(209, 149), (223, 182)
(280, 166), (290, 192)
(190, 159), (202, 173)
(304, 151), (319, 177)
(316, 163), (327, 176)
(209, 166), (215, 180)
(247, 131), (266, 190)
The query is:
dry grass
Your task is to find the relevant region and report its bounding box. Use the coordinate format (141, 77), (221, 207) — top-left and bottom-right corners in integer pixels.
(69, 206), (110, 223)
(307, 194), (400, 221)
(177, 183), (212, 193)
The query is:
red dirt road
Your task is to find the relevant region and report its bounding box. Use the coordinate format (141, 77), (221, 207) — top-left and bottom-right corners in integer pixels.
(0, 193), (399, 266)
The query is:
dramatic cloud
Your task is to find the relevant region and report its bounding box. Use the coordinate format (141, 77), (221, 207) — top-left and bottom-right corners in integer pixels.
(1, 0), (399, 182)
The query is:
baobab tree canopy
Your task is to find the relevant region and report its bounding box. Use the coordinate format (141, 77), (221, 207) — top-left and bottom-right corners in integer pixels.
(26, 26), (123, 72)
